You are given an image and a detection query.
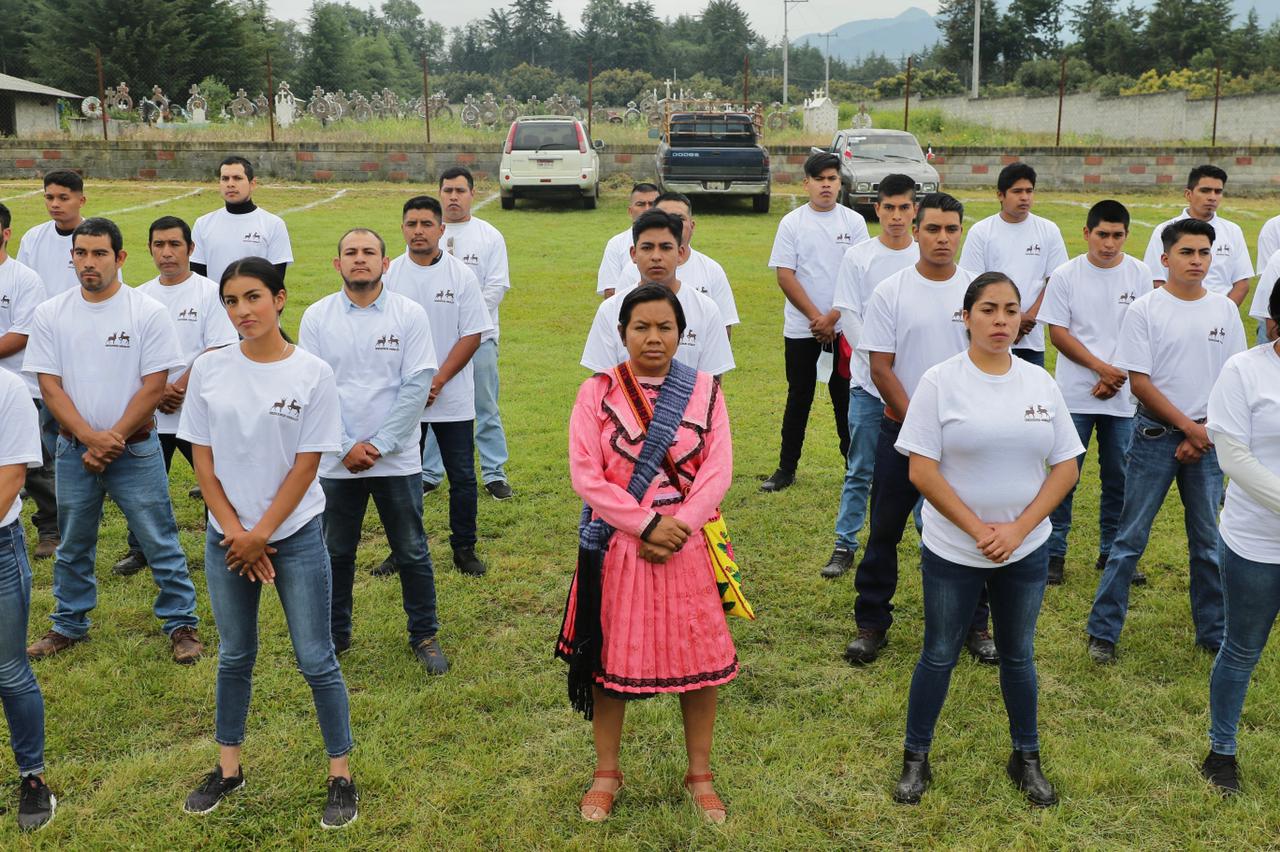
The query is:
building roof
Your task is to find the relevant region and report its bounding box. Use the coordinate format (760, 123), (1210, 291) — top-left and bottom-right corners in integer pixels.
(0, 73), (81, 100)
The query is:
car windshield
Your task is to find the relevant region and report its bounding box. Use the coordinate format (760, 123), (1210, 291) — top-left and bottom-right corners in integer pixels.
(513, 123), (578, 151)
(842, 137), (924, 162)
(669, 118), (756, 144)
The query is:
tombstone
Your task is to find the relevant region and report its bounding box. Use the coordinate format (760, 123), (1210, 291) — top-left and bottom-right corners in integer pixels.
(803, 91), (838, 135)
(187, 84), (208, 124)
(275, 82), (296, 127)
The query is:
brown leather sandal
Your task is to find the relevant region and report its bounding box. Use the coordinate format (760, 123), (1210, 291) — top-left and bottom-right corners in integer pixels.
(579, 769), (623, 822)
(684, 772), (727, 824)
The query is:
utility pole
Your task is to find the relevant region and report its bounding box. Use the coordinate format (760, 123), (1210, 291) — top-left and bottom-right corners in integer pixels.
(820, 31), (836, 97)
(971, 0), (981, 98)
(782, 0), (808, 105)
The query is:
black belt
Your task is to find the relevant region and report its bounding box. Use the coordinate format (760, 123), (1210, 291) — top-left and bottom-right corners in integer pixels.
(60, 420), (155, 444)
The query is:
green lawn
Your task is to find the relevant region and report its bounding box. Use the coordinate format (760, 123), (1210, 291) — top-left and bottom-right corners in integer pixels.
(2, 180), (1280, 848)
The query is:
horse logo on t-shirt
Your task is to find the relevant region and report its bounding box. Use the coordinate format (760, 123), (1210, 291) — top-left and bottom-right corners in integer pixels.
(0, 295), (10, 309)
(951, 309), (963, 322)
(269, 397), (303, 420)
(105, 330), (132, 348)
(1025, 243), (1042, 256)
(374, 333), (401, 351)
(177, 307), (198, 322)
(434, 289), (455, 304)
(835, 232), (854, 245)
(462, 252), (480, 266)
(1023, 403), (1051, 422)
(681, 329), (698, 346)
(1118, 291), (1136, 305)
(1215, 244), (1231, 256)
(1208, 326), (1226, 343)
(242, 231), (264, 244)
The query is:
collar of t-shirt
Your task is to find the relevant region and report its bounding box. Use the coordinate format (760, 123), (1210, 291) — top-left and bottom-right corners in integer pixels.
(224, 199), (257, 215)
(403, 250), (445, 268)
(54, 223), (77, 237)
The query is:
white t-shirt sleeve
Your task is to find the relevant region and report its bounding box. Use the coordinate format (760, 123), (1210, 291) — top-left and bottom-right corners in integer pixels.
(297, 308), (322, 355)
(189, 215), (209, 267)
(857, 283), (898, 354)
(1046, 380), (1085, 464)
(139, 303), (186, 377)
(697, 302), (735, 375)
(767, 213), (798, 270)
(5, 267), (46, 335)
(1143, 226), (1167, 281)
(455, 269), (494, 338)
(705, 259), (739, 326)
(1258, 218), (1280, 271)
(296, 367), (342, 453)
(1229, 227), (1254, 283)
(1036, 264), (1071, 329)
(480, 229), (511, 318)
(266, 216), (294, 266)
(402, 303), (439, 376)
(1114, 301), (1152, 374)
(1224, 307), (1248, 357)
(895, 368), (942, 459)
(1043, 226), (1069, 285)
(832, 247), (860, 313)
(1249, 251), (1279, 322)
(20, 304), (58, 377)
(1207, 358), (1249, 445)
(0, 377), (41, 467)
(203, 286), (239, 348)
(581, 301), (624, 372)
(176, 359), (212, 446)
(957, 220), (987, 274)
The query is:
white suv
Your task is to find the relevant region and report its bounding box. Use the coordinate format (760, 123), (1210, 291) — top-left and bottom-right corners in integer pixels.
(499, 116), (601, 210)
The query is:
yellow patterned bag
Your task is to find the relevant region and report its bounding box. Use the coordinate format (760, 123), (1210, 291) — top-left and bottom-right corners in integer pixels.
(703, 513), (754, 620)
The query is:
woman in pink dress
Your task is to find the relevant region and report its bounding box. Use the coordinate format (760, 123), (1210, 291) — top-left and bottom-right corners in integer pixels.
(557, 283), (736, 824)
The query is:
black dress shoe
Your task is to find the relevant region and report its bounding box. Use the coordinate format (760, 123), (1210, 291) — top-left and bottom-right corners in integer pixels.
(1087, 636), (1117, 664)
(484, 480), (513, 500)
(370, 556), (398, 577)
(893, 750), (931, 804)
(1201, 750), (1240, 795)
(844, 628), (887, 665)
(966, 629), (999, 665)
(112, 550), (148, 577)
(1132, 568), (1147, 585)
(453, 547), (488, 577)
(332, 634), (351, 656)
(821, 546), (856, 579)
(1007, 750), (1058, 806)
(422, 480), (440, 496)
(188, 485), (203, 500)
(1095, 553), (1107, 571)
(759, 469), (795, 493)
(1047, 555), (1065, 586)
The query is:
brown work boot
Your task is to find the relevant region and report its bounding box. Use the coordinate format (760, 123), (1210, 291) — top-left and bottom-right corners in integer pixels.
(170, 626), (204, 665)
(26, 630), (83, 659)
(33, 537), (59, 559)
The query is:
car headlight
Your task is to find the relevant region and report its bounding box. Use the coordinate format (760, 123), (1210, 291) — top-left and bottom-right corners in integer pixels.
(921, 182), (938, 192)
(855, 181), (871, 192)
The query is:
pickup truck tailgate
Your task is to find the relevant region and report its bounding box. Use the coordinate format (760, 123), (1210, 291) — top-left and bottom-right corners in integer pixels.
(663, 148), (768, 184)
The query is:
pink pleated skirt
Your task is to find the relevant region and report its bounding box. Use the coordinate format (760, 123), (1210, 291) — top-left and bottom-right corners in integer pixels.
(559, 530), (738, 697)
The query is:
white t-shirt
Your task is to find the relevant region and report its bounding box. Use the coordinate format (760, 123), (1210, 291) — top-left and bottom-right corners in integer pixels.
(581, 283), (734, 376)
(597, 228), (633, 294)
(858, 264), (975, 402)
(23, 285), (184, 431)
(768, 203), (870, 338)
(136, 273), (239, 434)
(1114, 286), (1246, 421)
(1248, 249), (1279, 324)
(613, 247), (740, 326)
(299, 289), (438, 480)
(956, 212), (1069, 352)
(384, 252), (492, 423)
(1258, 214), (1280, 275)
(1209, 344), (1280, 563)
(0, 256), (48, 396)
(16, 220), (79, 299)
(190, 206), (293, 285)
(0, 369), (42, 527)
(832, 238), (919, 398)
(177, 345), (341, 542)
(897, 352), (1084, 568)
(445, 217), (509, 343)
(1038, 254), (1149, 416)
(1142, 210), (1253, 296)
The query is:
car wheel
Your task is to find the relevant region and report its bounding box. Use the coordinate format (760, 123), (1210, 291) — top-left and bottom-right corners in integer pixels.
(500, 193), (515, 210)
(752, 193), (770, 213)
(583, 189), (598, 210)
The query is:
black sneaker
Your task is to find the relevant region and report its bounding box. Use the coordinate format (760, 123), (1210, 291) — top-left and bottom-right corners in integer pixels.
(965, 629), (999, 665)
(370, 556), (398, 577)
(17, 775), (56, 832)
(844, 628), (888, 665)
(820, 546), (856, 579)
(184, 765), (245, 814)
(413, 636), (450, 675)
(422, 480), (440, 496)
(188, 485), (203, 500)
(453, 547), (487, 577)
(112, 550), (148, 577)
(484, 480), (513, 501)
(1047, 555), (1065, 586)
(1201, 750), (1240, 795)
(332, 634), (351, 656)
(322, 776), (359, 829)
(1087, 636), (1117, 665)
(759, 469), (795, 493)
(1132, 568), (1148, 586)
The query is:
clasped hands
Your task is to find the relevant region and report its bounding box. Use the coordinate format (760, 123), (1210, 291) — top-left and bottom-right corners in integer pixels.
(343, 441), (382, 473)
(80, 429), (127, 474)
(221, 526), (278, 584)
(971, 520), (1031, 564)
(639, 515), (693, 564)
(809, 312), (838, 344)
(1089, 362), (1129, 401)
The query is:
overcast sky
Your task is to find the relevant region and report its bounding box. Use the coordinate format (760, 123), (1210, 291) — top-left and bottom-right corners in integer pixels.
(264, 0), (940, 41)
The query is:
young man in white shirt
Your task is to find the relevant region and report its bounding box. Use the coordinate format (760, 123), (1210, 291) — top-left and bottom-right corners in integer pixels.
(957, 162), (1068, 368)
(763, 152), (871, 492)
(421, 166), (513, 501)
(581, 209), (734, 376)
(22, 218), (203, 664)
(1039, 201), (1150, 587)
(844, 193), (995, 666)
(190, 155), (293, 285)
(0, 204), (56, 559)
(301, 228), (448, 673)
(1248, 250), (1279, 342)
(597, 182), (659, 297)
(110, 216), (239, 578)
(1086, 218), (1247, 664)
(1141, 164), (1253, 305)
(385, 196), (493, 578)
(823, 174), (919, 580)
(608, 192), (740, 333)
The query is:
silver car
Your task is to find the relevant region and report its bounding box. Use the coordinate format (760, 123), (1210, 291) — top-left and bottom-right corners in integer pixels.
(819, 129), (941, 218)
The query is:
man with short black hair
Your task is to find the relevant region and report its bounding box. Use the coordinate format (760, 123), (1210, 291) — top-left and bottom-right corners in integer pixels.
(1142, 165), (1252, 305)
(597, 182), (660, 297)
(1086, 217), (1246, 664)
(22, 217), (202, 664)
(421, 166), (514, 502)
(763, 151), (870, 492)
(190, 155), (293, 285)
(957, 162), (1068, 368)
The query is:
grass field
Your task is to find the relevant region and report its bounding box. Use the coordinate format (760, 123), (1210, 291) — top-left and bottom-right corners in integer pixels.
(2, 180), (1280, 848)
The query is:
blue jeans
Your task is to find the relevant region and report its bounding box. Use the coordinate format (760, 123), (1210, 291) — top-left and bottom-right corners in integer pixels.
(1208, 546), (1280, 755)
(853, 417), (988, 632)
(1013, 348), (1045, 368)
(321, 474), (440, 646)
(905, 544), (1048, 753)
(419, 420), (478, 550)
(834, 387), (883, 550)
(51, 433), (197, 639)
(1086, 414), (1225, 647)
(204, 516), (354, 757)
(0, 522), (45, 775)
(1047, 413), (1133, 560)
(422, 339), (509, 485)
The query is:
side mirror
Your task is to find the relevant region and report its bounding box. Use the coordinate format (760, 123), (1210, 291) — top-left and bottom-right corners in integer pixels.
(593, 139), (604, 150)
(648, 129), (661, 139)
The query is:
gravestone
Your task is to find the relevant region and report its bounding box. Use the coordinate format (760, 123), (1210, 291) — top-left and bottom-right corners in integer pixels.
(803, 91), (838, 135)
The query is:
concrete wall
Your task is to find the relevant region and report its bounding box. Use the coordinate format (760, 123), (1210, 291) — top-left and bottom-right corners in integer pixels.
(13, 95), (60, 136)
(3, 139), (1280, 194)
(870, 90), (1280, 145)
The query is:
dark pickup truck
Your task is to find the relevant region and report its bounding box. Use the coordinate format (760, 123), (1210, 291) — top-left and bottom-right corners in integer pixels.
(655, 112), (771, 212)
